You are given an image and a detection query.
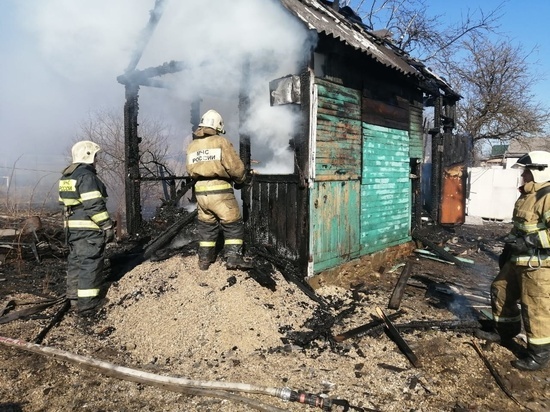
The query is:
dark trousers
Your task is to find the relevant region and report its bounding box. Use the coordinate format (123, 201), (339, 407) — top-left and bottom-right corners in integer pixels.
(67, 230), (106, 311)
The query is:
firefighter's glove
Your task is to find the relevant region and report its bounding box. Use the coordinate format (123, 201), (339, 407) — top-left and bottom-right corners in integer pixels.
(104, 227), (115, 243)
(498, 243), (513, 269)
(234, 170), (255, 190)
(506, 233), (540, 254)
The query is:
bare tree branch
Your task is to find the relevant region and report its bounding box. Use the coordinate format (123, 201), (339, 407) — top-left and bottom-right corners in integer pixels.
(74, 108), (172, 219)
(447, 39), (550, 146)
(356, 0), (503, 60)
(351, 0), (550, 158)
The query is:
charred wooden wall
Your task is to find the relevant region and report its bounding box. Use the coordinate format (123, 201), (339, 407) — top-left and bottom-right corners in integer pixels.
(311, 79), (362, 273)
(245, 175), (307, 263)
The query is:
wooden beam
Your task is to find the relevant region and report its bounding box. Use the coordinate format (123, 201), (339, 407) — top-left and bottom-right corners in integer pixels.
(470, 341), (524, 409)
(143, 210), (197, 259)
(333, 310), (404, 342)
(0, 296), (66, 325)
(375, 307), (420, 368)
(388, 261), (414, 309)
(33, 300), (71, 344)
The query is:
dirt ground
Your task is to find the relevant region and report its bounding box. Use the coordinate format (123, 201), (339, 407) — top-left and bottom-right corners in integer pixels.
(0, 212), (548, 412)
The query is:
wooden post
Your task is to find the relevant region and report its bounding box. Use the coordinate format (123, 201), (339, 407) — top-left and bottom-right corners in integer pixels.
(124, 83), (142, 236)
(239, 58), (252, 225)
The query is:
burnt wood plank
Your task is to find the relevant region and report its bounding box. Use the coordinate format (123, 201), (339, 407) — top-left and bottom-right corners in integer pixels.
(362, 96), (409, 131)
(388, 262), (414, 310)
(333, 310), (404, 342)
(143, 210), (197, 259)
(375, 306), (421, 368)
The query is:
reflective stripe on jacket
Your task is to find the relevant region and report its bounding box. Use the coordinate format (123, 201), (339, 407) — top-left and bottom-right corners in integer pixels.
(510, 181), (550, 266)
(59, 163), (112, 231)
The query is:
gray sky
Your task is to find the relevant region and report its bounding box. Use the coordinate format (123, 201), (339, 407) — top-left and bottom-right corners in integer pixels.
(0, 0), (314, 192)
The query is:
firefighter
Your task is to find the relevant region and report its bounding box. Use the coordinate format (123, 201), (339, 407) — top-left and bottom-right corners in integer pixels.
(186, 109), (253, 271)
(59, 140), (114, 316)
(479, 151), (550, 371)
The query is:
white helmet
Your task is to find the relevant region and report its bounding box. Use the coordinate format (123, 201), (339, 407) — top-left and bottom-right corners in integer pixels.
(512, 150), (550, 183)
(72, 140), (101, 164)
(199, 109), (225, 134)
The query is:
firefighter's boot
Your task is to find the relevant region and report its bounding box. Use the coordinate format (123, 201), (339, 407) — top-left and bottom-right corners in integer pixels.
(475, 320), (520, 344)
(225, 245), (253, 270)
(198, 247), (216, 271)
(512, 343), (550, 371)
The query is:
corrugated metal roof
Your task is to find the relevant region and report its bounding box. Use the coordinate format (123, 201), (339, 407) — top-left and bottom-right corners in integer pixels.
(280, 0), (458, 96)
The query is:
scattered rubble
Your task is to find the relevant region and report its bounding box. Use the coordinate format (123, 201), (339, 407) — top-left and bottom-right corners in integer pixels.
(0, 215), (548, 411)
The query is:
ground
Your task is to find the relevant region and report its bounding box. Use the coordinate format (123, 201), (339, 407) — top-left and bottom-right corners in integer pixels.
(0, 212), (548, 412)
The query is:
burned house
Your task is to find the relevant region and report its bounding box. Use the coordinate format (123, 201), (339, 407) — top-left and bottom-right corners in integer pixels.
(119, 0), (462, 278)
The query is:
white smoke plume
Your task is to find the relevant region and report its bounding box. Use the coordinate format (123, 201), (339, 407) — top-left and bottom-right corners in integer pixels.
(7, 0), (317, 174)
(138, 0), (317, 173)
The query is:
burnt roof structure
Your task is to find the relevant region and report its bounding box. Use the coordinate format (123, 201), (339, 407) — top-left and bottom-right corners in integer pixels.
(118, 1), (462, 275)
(280, 0), (459, 99)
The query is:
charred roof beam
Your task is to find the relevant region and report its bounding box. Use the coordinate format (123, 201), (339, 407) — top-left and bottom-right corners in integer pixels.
(117, 60), (185, 87)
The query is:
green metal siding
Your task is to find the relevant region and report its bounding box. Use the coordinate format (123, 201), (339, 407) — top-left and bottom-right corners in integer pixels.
(361, 124), (411, 253)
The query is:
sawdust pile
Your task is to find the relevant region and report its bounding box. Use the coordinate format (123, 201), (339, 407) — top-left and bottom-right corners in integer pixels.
(105, 256), (324, 365)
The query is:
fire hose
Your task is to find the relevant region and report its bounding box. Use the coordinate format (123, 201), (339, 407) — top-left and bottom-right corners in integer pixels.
(0, 335), (356, 411)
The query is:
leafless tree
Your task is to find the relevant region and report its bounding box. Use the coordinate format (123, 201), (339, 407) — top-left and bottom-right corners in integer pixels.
(446, 38), (550, 156)
(351, 0), (550, 156)
(353, 0), (501, 62)
(74, 108), (173, 220)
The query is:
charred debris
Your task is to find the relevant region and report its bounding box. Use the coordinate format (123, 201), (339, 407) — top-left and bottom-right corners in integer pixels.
(2, 201), (501, 359)
(1, 202), (518, 409)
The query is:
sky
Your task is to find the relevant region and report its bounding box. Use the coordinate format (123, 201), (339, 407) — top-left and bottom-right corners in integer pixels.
(1, 0), (549, 198)
(424, 0), (550, 100)
(349, 0), (550, 101)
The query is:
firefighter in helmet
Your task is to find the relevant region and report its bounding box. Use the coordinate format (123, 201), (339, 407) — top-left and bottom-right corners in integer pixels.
(186, 109), (253, 271)
(59, 140), (114, 316)
(479, 150), (550, 371)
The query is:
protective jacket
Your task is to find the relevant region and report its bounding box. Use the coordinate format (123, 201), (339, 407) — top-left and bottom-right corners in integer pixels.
(491, 180), (550, 347)
(186, 126), (247, 224)
(509, 181), (550, 266)
(59, 163), (112, 232)
(186, 126), (248, 269)
(187, 127), (246, 188)
(58, 162), (111, 312)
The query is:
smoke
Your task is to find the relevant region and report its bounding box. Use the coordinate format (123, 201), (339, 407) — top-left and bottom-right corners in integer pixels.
(138, 0), (317, 172)
(17, 0), (149, 81)
(1, 0), (316, 208)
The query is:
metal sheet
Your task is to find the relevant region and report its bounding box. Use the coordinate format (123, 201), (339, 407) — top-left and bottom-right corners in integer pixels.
(281, 0), (420, 77)
(440, 164), (466, 225)
(361, 124), (412, 253)
(269, 75), (301, 105)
